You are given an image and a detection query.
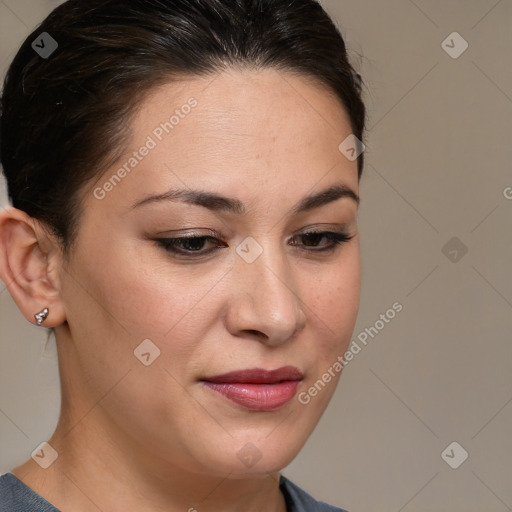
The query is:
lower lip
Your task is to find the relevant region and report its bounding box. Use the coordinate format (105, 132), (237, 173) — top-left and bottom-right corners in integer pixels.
(203, 381), (300, 411)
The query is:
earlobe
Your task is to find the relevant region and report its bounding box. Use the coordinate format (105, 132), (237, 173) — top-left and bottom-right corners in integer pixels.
(34, 307), (50, 326)
(0, 207), (67, 327)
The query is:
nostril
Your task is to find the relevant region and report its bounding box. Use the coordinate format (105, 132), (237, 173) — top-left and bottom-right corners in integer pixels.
(244, 329), (268, 340)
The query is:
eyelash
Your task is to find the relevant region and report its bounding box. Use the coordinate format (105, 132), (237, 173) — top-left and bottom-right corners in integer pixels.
(154, 230), (354, 257)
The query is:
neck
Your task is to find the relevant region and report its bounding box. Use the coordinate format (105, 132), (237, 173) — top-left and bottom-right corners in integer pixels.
(13, 415), (287, 512)
(13, 395), (287, 512)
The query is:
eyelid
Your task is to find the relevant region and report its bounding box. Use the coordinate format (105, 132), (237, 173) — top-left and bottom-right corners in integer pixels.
(155, 225), (351, 243)
(156, 228), (224, 238)
(288, 223), (353, 238)
(153, 227), (355, 260)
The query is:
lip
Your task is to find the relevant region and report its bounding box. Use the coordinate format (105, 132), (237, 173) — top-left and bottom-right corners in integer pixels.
(203, 366), (303, 384)
(201, 366), (303, 411)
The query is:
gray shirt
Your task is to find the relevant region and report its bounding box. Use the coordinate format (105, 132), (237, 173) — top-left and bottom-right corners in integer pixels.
(0, 472), (348, 512)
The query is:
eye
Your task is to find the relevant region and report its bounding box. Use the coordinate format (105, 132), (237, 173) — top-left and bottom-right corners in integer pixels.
(153, 229), (354, 258)
(155, 235), (226, 256)
(290, 230), (354, 252)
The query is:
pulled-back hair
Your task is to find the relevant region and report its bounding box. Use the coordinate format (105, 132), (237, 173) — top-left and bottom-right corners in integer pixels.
(1, 0), (366, 256)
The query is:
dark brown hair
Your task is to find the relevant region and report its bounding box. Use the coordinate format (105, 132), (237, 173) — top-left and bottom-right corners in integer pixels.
(0, 0), (366, 256)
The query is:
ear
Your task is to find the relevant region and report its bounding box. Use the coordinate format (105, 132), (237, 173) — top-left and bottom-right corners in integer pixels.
(0, 207), (67, 328)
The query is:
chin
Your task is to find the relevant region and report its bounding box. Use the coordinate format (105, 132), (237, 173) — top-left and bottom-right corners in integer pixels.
(203, 433), (306, 478)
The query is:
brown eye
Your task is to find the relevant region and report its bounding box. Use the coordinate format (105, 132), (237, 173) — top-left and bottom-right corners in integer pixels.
(155, 236), (225, 256)
(290, 231), (354, 252)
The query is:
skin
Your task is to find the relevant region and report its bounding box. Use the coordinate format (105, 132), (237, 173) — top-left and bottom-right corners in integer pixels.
(0, 68), (361, 512)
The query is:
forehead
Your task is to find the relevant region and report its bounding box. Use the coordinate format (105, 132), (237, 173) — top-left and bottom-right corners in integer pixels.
(85, 68), (358, 214)
(144, 70), (351, 159)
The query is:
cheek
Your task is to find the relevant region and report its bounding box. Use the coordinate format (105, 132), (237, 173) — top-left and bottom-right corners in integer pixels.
(72, 238), (223, 341)
(70, 246), (235, 394)
(303, 253), (361, 356)
(307, 250), (360, 311)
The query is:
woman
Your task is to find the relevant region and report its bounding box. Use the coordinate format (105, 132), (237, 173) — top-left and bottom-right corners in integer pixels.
(0, 0), (366, 510)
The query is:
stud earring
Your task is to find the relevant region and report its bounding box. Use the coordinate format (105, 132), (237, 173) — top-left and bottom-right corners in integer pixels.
(34, 307), (49, 326)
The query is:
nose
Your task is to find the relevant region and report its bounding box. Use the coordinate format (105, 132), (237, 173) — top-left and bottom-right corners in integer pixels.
(224, 247), (307, 347)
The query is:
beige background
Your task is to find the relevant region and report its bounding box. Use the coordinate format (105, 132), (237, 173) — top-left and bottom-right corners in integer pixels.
(1, 1), (511, 511)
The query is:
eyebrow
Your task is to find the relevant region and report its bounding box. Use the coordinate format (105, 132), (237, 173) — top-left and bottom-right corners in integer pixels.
(129, 183), (359, 214)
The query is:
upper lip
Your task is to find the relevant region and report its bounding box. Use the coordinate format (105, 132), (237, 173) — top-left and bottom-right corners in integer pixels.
(202, 366), (303, 384)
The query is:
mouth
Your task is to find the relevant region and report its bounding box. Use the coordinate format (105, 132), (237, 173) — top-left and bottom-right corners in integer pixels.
(201, 366), (303, 411)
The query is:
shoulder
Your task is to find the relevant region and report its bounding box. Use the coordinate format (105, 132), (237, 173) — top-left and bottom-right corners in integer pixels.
(0, 473), (60, 512)
(279, 475), (350, 512)
(1, 471), (349, 512)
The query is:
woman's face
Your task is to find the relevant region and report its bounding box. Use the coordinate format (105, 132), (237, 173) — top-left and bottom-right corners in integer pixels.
(57, 69), (361, 477)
